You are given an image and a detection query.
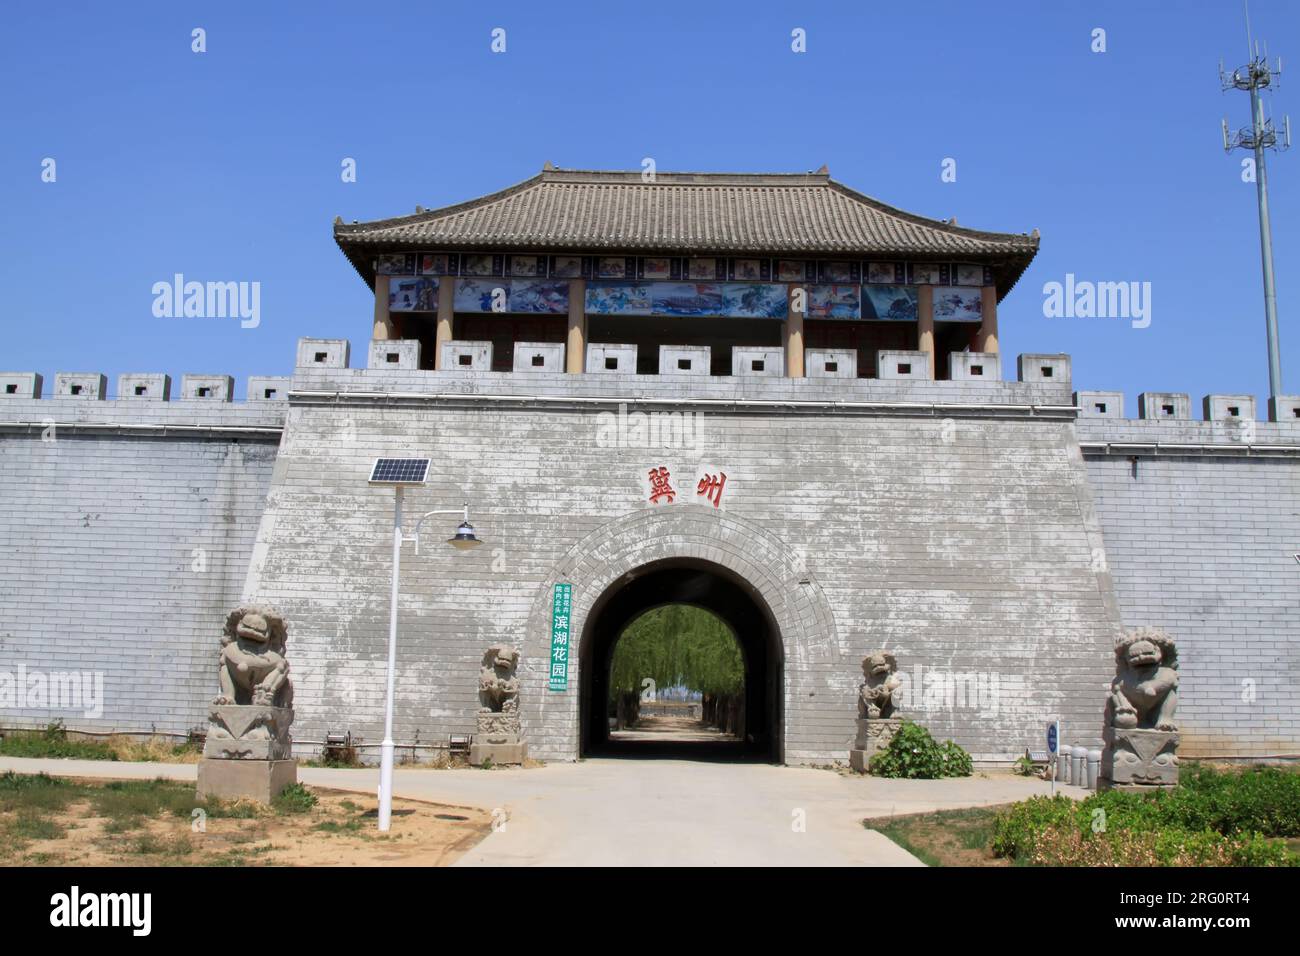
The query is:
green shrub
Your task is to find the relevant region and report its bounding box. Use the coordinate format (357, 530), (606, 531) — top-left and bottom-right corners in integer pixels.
(990, 795), (1076, 858)
(868, 720), (973, 779)
(271, 783), (317, 814)
(1025, 821), (1296, 867)
(993, 763), (1300, 866)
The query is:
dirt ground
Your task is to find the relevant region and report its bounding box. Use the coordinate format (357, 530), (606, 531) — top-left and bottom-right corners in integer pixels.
(2, 779), (495, 867)
(610, 714), (736, 742)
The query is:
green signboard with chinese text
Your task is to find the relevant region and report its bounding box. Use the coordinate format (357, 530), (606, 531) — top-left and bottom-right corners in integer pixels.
(549, 583), (572, 691)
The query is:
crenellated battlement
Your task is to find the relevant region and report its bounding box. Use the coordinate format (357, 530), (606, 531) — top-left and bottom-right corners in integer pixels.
(1077, 389), (1300, 424)
(6, 339), (1298, 433)
(0, 370), (290, 404)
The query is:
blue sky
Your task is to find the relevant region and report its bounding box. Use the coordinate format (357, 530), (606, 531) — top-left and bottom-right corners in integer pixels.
(1, 0), (1296, 409)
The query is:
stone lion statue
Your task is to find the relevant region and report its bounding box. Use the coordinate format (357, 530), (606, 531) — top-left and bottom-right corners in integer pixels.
(1110, 627), (1178, 731)
(858, 650), (901, 719)
(478, 644), (520, 714)
(213, 606), (292, 709)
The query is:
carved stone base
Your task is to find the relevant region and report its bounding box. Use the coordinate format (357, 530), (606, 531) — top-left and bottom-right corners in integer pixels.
(470, 710), (526, 765)
(1103, 727), (1179, 788)
(197, 758), (297, 803)
(204, 704), (294, 760)
(476, 711), (521, 737)
(469, 740), (527, 766)
(849, 718), (902, 773)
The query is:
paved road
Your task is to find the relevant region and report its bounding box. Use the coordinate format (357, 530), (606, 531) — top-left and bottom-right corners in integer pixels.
(0, 755), (1087, 866)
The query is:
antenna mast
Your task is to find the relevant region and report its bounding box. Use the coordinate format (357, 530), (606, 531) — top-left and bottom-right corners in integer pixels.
(1220, 6), (1290, 398)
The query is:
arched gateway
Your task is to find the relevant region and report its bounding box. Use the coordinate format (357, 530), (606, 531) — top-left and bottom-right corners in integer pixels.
(523, 507), (838, 764)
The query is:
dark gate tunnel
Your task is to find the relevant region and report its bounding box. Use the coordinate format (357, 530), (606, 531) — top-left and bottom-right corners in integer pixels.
(579, 559), (783, 762)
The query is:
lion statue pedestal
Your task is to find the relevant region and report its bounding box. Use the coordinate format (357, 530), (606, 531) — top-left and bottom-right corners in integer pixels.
(849, 650), (903, 773)
(196, 606), (298, 803)
(1102, 628), (1180, 790)
(469, 645), (527, 766)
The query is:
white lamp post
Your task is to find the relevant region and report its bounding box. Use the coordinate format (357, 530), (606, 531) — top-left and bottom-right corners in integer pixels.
(369, 458), (482, 832)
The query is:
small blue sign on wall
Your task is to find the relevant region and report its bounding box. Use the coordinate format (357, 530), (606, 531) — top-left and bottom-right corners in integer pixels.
(1047, 722), (1058, 754)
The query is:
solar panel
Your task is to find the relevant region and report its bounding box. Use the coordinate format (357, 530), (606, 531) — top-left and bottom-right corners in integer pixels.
(369, 457), (430, 484)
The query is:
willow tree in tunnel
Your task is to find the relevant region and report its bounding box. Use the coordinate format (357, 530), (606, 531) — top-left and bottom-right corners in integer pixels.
(607, 605), (746, 734)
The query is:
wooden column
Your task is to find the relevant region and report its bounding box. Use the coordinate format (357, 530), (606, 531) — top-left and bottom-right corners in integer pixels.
(784, 284), (805, 377)
(433, 277), (454, 369)
(566, 278), (586, 373)
(917, 285), (935, 379)
(977, 286), (999, 354)
(372, 275), (395, 340)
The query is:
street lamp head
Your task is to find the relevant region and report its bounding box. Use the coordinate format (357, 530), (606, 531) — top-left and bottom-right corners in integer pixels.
(448, 520), (482, 550)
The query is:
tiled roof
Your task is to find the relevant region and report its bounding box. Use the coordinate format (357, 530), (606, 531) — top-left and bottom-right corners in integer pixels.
(335, 167), (1040, 298)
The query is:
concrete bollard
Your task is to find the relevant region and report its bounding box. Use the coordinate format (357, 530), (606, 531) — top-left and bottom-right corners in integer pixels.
(1058, 745), (1073, 785)
(1072, 748), (1086, 787)
(1087, 749), (1102, 790)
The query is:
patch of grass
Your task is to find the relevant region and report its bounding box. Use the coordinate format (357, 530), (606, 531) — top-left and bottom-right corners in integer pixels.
(271, 783), (317, 814)
(314, 818), (364, 834)
(867, 806), (1003, 867)
(209, 843), (277, 867)
(0, 723), (201, 763)
(130, 833), (194, 857)
(0, 723), (118, 761)
(0, 771), (80, 814)
(8, 808), (67, 841)
(91, 778), (199, 828)
(106, 736), (202, 764)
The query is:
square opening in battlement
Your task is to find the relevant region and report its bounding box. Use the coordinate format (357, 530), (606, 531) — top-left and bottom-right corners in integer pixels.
(458, 354), (473, 366)
(1095, 402), (1107, 414)
(385, 353), (399, 363)
(531, 354), (544, 367)
(1041, 366), (1053, 378)
(1162, 404), (1174, 416)
(605, 357), (618, 370)
(134, 385), (147, 396)
(70, 385), (83, 395)
(314, 351), (328, 363)
(4, 384), (15, 395)
(825, 361), (838, 373)
(264, 388), (277, 399)
(677, 358), (691, 370)
(751, 359), (764, 372)
(198, 387), (212, 397)
(971, 365), (984, 376)
(898, 362), (911, 375)
(1227, 406), (1240, 417)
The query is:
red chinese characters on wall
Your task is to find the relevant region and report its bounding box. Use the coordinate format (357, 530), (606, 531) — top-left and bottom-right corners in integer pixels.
(647, 466), (676, 504)
(647, 467), (728, 508)
(696, 471), (727, 508)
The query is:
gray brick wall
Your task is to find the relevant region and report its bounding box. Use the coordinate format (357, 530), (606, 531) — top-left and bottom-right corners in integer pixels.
(0, 398), (282, 736)
(4, 365), (1295, 766)
(241, 368), (1120, 765)
(1078, 416), (1300, 758)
